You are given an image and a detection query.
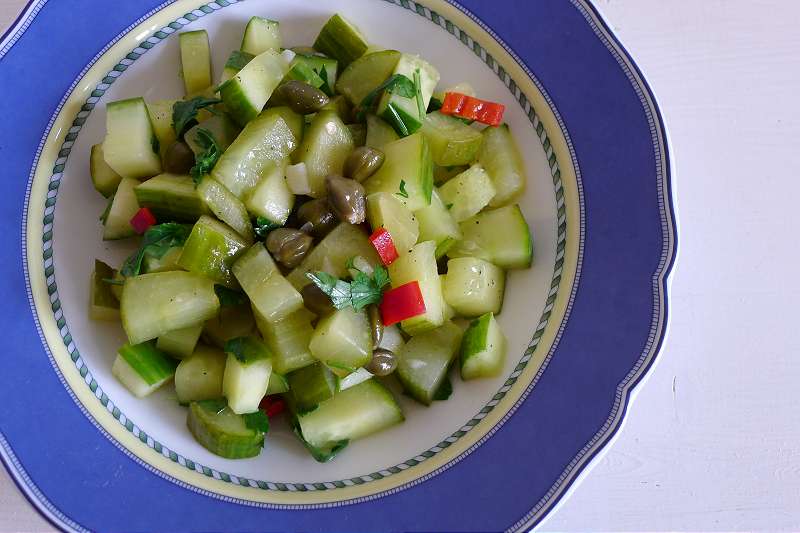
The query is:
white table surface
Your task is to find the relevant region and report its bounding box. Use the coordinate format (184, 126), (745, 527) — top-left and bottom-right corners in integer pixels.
(3, 0), (800, 531)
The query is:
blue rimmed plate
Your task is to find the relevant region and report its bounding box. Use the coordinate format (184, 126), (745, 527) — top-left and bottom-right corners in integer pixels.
(0, 0), (674, 531)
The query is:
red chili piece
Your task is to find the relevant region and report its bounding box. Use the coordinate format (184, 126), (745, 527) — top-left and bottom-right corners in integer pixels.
(259, 395), (286, 418)
(440, 92), (505, 126)
(380, 281), (426, 326)
(129, 207), (156, 234)
(369, 227), (399, 265)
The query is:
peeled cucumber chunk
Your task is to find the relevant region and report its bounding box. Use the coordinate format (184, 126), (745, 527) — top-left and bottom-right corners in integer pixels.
(220, 49), (290, 126)
(442, 257), (505, 317)
(365, 113), (399, 149)
(421, 111), (483, 166)
(363, 132), (433, 211)
(103, 97), (161, 179)
(292, 110), (354, 198)
(89, 259), (119, 321)
(414, 189), (461, 258)
(178, 215), (249, 288)
(260, 106), (303, 146)
(146, 100), (178, 160)
(377, 54), (440, 136)
(448, 204), (533, 269)
(203, 304), (255, 348)
(240, 17), (282, 56)
(134, 173), (209, 222)
(197, 177), (254, 243)
(286, 223), (380, 290)
(460, 312), (506, 379)
(187, 399), (264, 459)
(309, 307), (372, 376)
(142, 246), (183, 273)
(180, 30), (212, 95)
(244, 162), (293, 225)
(156, 323), (203, 359)
(387, 240), (444, 335)
(366, 192), (419, 253)
(294, 379), (403, 461)
(112, 342), (177, 398)
(335, 50), (401, 106)
(232, 243), (303, 322)
(185, 115), (241, 156)
(90, 144), (122, 198)
(175, 345), (226, 403)
(396, 321), (462, 404)
(314, 14), (369, 68)
(102, 177), (140, 241)
(223, 337), (273, 414)
(254, 307), (316, 374)
(437, 164), (496, 222)
(121, 271), (220, 344)
(211, 112), (297, 198)
(479, 124), (526, 207)
(287, 362), (337, 413)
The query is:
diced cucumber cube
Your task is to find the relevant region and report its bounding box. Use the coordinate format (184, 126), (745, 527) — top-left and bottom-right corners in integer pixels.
(479, 124), (526, 207)
(180, 30), (212, 95)
(90, 144), (122, 198)
(309, 307), (372, 375)
(261, 106), (304, 146)
(335, 50), (401, 106)
(284, 57), (325, 89)
(287, 362), (337, 412)
(460, 312), (506, 379)
(421, 111), (483, 166)
(112, 342), (177, 398)
(291, 54), (338, 96)
(396, 321), (462, 404)
(178, 215), (249, 287)
(197, 177), (254, 243)
(185, 114), (241, 156)
(433, 164), (468, 185)
(366, 192), (419, 253)
(449, 204), (533, 269)
(223, 336), (273, 414)
(365, 113), (399, 149)
(146, 100), (178, 160)
(142, 246), (183, 273)
(244, 162), (293, 225)
(313, 14), (369, 68)
(121, 271), (220, 344)
(438, 164), (496, 222)
(187, 399), (264, 458)
(232, 243), (303, 322)
(240, 17), (282, 55)
(442, 257), (505, 317)
(254, 307), (316, 374)
(292, 110), (354, 198)
(337, 367), (373, 392)
(135, 173), (210, 222)
(203, 304), (255, 348)
(102, 177), (140, 240)
(175, 345), (226, 403)
(387, 240), (444, 335)
(220, 50), (254, 84)
(220, 49), (290, 126)
(414, 189), (461, 258)
(363, 132), (433, 211)
(377, 54), (440, 136)
(156, 323), (203, 359)
(266, 372), (289, 395)
(89, 259), (119, 321)
(103, 97), (161, 179)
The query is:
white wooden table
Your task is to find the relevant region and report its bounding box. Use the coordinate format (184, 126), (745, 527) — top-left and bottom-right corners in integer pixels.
(3, 1), (800, 530)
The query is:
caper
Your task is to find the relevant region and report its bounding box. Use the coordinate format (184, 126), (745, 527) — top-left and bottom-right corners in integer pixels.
(366, 348), (397, 377)
(297, 198), (338, 238)
(163, 140), (195, 174)
(343, 146), (385, 182)
(326, 174), (366, 224)
(301, 283), (335, 316)
(368, 305), (383, 350)
(273, 80), (329, 115)
(265, 228), (313, 268)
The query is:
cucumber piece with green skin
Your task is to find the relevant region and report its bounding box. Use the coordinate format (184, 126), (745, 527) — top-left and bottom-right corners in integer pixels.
(396, 321), (462, 404)
(414, 189), (461, 258)
(266, 372), (289, 395)
(313, 14), (369, 69)
(211, 112), (297, 198)
(197, 177), (254, 243)
(254, 307), (316, 374)
(287, 362), (337, 412)
(240, 17), (282, 56)
(363, 132), (433, 211)
(180, 30), (212, 95)
(175, 344), (226, 403)
(178, 215), (249, 288)
(146, 100), (178, 159)
(286, 223), (380, 290)
(156, 323), (203, 359)
(294, 379), (403, 461)
(293, 54), (337, 95)
(244, 162), (293, 225)
(460, 312), (506, 379)
(203, 304), (255, 348)
(442, 257), (505, 317)
(90, 144), (122, 198)
(309, 307), (372, 376)
(347, 123), (366, 147)
(366, 192), (419, 253)
(121, 271), (220, 345)
(90, 259), (119, 321)
(283, 58), (325, 90)
(437, 164), (496, 222)
(421, 111), (483, 166)
(232, 243), (303, 322)
(220, 49), (290, 126)
(223, 336), (273, 414)
(365, 113), (399, 150)
(335, 50), (401, 106)
(220, 50), (254, 84)
(187, 399), (265, 459)
(448, 204), (533, 269)
(102, 177), (140, 240)
(293, 110), (353, 198)
(142, 246), (183, 273)
(185, 115), (241, 156)
(112, 342), (177, 398)
(479, 124), (526, 207)
(134, 173), (210, 222)
(103, 97), (161, 179)
(260, 106), (303, 145)
(388, 240), (444, 335)
(377, 54), (440, 136)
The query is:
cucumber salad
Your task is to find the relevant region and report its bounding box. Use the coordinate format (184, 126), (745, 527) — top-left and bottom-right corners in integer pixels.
(89, 13), (532, 462)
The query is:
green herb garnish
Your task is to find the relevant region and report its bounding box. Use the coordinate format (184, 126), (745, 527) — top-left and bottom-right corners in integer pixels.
(253, 216), (281, 238)
(355, 74), (416, 121)
(445, 202), (454, 210)
(172, 96), (222, 138)
(189, 128), (222, 185)
(398, 180), (409, 198)
(120, 223), (191, 278)
(214, 285), (248, 307)
(242, 410), (270, 433)
(318, 67), (334, 97)
(305, 264), (390, 311)
(413, 68), (425, 119)
(224, 336), (271, 363)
